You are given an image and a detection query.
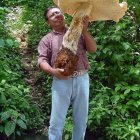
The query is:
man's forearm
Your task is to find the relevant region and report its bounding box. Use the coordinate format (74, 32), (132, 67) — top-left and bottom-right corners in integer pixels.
(40, 61), (54, 75)
(82, 31), (97, 53)
(39, 61), (69, 79)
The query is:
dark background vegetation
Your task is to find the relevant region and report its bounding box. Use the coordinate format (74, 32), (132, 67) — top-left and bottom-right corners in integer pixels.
(0, 0), (140, 140)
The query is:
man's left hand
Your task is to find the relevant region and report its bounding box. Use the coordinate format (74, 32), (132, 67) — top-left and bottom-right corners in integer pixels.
(82, 16), (89, 33)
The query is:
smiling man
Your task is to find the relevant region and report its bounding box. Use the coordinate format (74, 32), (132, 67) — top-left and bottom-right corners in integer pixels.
(37, 6), (97, 140)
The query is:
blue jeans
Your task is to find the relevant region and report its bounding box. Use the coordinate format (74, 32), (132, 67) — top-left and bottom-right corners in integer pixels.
(48, 73), (89, 140)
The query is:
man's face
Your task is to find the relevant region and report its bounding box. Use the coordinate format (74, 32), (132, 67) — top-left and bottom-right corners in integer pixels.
(47, 8), (65, 28)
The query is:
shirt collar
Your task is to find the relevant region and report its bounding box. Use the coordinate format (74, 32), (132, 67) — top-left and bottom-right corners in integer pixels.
(52, 27), (68, 35)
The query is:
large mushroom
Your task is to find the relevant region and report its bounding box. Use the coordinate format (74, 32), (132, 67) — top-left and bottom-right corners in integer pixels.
(54, 0), (127, 76)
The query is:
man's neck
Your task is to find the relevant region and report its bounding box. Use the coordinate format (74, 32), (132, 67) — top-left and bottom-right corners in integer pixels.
(53, 26), (66, 34)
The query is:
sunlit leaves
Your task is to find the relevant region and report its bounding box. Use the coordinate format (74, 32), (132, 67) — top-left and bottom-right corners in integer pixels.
(4, 121), (16, 136)
(17, 119), (27, 129)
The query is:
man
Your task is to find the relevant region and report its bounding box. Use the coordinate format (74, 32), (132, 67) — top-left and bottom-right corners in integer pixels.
(38, 6), (97, 140)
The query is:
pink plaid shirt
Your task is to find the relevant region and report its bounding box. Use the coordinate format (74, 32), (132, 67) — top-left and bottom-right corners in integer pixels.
(38, 30), (90, 71)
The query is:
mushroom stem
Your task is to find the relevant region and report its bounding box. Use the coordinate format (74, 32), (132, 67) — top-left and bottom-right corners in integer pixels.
(62, 3), (93, 54)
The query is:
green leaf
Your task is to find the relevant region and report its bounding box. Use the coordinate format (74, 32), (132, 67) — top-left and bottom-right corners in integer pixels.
(122, 42), (130, 50)
(0, 39), (5, 47)
(4, 121), (16, 136)
(115, 86), (121, 92)
(1, 80), (6, 85)
(17, 119), (27, 129)
(138, 114), (140, 120)
(6, 39), (14, 47)
(1, 111), (11, 121)
(124, 89), (131, 95)
(20, 114), (26, 122)
(130, 136), (135, 140)
(127, 100), (139, 108)
(3, 7), (11, 13)
(0, 92), (6, 103)
(0, 7), (4, 11)
(0, 126), (4, 133)
(103, 48), (109, 54)
(16, 130), (21, 136)
(131, 86), (139, 91)
(135, 131), (139, 137)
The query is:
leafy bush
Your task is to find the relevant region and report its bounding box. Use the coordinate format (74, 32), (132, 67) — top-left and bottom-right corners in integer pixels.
(87, 1), (140, 139)
(0, 6), (45, 136)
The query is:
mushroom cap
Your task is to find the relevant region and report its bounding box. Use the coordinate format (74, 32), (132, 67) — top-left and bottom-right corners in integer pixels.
(53, 0), (127, 22)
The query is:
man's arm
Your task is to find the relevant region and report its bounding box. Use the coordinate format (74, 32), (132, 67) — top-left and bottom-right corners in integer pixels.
(82, 16), (97, 53)
(39, 61), (68, 80)
(38, 37), (68, 79)
(39, 61), (54, 75)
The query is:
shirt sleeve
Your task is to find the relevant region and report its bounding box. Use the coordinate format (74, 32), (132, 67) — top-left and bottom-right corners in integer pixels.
(37, 35), (52, 67)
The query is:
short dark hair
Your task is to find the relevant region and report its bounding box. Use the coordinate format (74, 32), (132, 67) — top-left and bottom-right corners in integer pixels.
(44, 6), (60, 21)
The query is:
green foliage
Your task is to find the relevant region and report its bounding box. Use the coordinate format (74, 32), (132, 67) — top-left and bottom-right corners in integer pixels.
(63, 110), (73, 140)
(21, 0), (54, 47)
(0, 38), (26, 136)
(87, 1), (140, 139)
(0, 7), (44, 137)
(34, 72), (52, 128)
(0, 39), (44, 137)
(0, 6), (10, 37)
(106, 120), (140, 140)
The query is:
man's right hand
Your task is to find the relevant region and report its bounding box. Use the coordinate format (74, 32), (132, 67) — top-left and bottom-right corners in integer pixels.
(39, 62), (69, 80)
(51, 68), (69, 79)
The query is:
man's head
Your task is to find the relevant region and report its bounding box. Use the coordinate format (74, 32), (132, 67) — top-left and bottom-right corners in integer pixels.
(44, 6), (65, 29)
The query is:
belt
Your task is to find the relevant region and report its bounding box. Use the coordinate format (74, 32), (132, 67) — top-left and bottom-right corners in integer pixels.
(69, 70), (88, 78)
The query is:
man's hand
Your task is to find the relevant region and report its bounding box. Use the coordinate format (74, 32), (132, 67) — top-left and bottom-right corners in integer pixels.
(81, 16), (97, 53)
(51, 68), (69, 79)
(82, 15), (89, 33)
